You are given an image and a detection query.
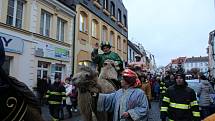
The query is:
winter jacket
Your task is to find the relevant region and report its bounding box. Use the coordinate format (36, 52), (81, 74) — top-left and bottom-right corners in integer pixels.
(197, 80), (214, 107)
(161, 84), (201, 121)
(46, 82), (66, 105)
(64, 83), (73, 105)
(153, 82), (160, 94)
(141, 81), (152, 101)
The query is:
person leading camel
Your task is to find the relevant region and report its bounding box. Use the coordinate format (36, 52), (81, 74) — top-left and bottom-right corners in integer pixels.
(96, 69), (149, 121)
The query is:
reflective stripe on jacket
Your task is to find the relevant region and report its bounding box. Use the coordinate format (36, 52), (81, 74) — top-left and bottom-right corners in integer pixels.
(160, 85), (200, 121)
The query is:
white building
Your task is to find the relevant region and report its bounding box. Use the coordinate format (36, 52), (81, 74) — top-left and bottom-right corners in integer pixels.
(0, 0), (75, 90)
(184, 56), (208, 74)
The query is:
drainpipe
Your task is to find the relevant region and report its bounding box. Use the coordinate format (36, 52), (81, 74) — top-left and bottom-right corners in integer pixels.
(72, 15), (76, 76)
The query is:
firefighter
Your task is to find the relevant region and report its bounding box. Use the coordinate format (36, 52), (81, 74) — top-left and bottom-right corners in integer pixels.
(159, 78), (167, 106)
(160, 73), (201, 121)
(46, 75), (66, 121)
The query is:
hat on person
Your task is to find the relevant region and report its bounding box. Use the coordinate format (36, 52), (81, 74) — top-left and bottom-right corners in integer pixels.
(0, 40), (5, 67)
(122, 69), (140, 85)
(100, 41), (111, 50)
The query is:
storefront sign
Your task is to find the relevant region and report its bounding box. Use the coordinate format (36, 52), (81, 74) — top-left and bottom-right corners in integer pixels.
(0, 32), (24, 54)
(35, 41), (70, 61)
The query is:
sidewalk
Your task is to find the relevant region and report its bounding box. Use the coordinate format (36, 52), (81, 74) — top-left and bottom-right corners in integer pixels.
(41, 105), (82, 121)
(42, 101), (161, 121)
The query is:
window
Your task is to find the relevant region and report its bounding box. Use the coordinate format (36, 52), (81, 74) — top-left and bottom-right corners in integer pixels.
(129, 49), (132, 61)
(117, 36), (121, 50)
(92, 19), (98, 38)
(55, 65), (63, 80)
(195, 63), (198, 67)
(200, 62), (203, 66)
(102, 26), (107, 41)
(205, 62), (208, 66)
(80, 12), (87, 32)
(37, 61), (49, 79)
(123, 39), (126, 52)
(191, 63), (193, 67)
(57, 17), (65, 41)
(110, 31), (114, 46)
(123, 15), (127, 27)
(117, 9), (122, 22)
(40, 10), (52, 37)
(2, 56), (12, 75)
(103, 0), (108, 9)
(110, 2), (115, 16)
(6, 0), (25, 28)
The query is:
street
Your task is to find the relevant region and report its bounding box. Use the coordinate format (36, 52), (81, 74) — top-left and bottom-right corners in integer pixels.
(42, 101), (161, 121)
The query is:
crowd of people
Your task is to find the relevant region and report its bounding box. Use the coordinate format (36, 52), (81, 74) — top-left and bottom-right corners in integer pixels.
(1, 39), (215, 121)
(37, 41), (215, 121)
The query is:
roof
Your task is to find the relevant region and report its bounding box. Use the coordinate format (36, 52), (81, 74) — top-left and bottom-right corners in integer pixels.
(128, 40), (143, 56)
(185, 56), (208, 63)
(171, 57), (186, 64)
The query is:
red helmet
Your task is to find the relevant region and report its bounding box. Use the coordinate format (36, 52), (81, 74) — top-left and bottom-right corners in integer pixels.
(122, 69), (138, 78)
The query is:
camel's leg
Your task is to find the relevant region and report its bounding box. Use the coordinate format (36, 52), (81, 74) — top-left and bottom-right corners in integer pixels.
(78, 93), (93, 121)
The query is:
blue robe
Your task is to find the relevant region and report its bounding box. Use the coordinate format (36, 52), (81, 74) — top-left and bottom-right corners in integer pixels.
(97, 88), (149, 121)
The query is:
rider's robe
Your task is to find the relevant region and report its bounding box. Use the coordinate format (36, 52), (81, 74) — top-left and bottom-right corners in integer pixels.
(97, 88), (149, 121)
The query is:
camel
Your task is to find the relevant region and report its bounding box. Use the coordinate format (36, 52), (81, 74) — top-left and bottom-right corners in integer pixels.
(72, 60), (119, 121)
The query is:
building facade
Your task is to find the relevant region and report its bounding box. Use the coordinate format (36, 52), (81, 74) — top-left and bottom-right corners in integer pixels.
(127, 40), (143, 63)
(0, 0), (75, 90)
(62, 0), (128, 72)
(208, 30), (215, 78)
(184, 56), (208, 74)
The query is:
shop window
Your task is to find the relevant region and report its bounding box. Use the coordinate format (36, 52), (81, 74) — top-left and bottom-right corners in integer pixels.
(55, 65), (63, 80)
(40, 10), (52, 37)
(2, 56), (12, 75)
(37, 61), (49, 79)
(78, 61), (91, 67)
(6, 0), (25, 28)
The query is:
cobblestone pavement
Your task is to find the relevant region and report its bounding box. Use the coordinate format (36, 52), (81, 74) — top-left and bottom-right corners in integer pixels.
(42, 101), (161, 121)
(149, 101), (161, 121)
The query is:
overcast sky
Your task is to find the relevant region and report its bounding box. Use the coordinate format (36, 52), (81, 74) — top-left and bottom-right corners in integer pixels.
(123, 0), (215, 66)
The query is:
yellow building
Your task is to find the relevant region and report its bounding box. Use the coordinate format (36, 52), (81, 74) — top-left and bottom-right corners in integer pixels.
(0, 0), (75, 89)
(63, 0), (128, 72)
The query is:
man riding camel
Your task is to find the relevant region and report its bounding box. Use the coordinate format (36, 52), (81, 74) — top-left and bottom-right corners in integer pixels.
(91, 41), (123, 89)
(91, 41), (123, 73)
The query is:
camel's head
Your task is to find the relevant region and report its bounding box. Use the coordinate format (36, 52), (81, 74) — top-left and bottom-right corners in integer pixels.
(72, 66), (98, 89)
(99, 59), (118, 80)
